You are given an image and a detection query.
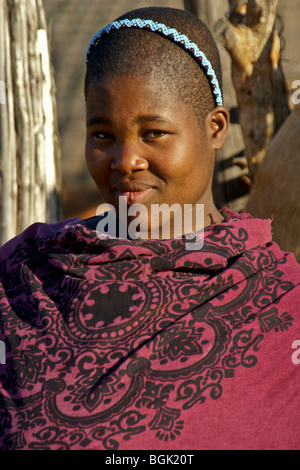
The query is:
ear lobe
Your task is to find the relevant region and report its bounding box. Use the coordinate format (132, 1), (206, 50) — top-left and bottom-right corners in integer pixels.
(207, 107), (230, 150)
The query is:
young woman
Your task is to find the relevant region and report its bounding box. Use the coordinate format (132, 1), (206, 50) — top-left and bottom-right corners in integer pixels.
(0, 7), (299, 450)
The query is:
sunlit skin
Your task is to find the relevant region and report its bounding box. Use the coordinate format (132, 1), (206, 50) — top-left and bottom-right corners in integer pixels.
(85, 75), (229, 239)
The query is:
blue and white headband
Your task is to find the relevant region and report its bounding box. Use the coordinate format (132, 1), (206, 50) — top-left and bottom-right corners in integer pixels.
(86, 18), (223, 107)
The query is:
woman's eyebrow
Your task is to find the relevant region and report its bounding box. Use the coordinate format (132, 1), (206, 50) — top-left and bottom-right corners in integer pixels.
(87, 115), (173, 127)
(86, 116), (110, 127)
(133, 115), (173, 125)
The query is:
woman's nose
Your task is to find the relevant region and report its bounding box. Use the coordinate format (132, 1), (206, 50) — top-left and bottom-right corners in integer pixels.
(110, 142), (148, 173)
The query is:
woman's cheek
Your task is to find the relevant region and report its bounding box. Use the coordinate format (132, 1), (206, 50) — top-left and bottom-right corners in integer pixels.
(86, 141), (105, 168)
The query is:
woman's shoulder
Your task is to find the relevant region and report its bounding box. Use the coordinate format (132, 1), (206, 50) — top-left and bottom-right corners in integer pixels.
(83, 214), (107, 230)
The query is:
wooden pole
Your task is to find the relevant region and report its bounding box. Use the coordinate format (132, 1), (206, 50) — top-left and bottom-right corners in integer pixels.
(0, 0), (18, 242)
(0, 0), (62, 245)
(183, 0), (199, 17)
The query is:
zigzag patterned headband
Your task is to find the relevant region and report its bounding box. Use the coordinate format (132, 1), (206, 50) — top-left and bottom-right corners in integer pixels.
(86, 18), (223, 107)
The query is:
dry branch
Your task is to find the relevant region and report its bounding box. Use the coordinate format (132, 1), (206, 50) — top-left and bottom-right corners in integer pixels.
(215, 0), (290, 180)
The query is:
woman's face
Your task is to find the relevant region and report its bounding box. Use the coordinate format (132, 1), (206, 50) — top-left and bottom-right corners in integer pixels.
(85, 74), (225, 237)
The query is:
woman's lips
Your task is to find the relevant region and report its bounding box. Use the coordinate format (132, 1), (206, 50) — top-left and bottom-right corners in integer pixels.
(113, 188), (156, 205)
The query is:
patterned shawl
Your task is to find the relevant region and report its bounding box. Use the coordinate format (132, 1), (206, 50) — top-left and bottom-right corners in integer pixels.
(0, 210), (299, 450)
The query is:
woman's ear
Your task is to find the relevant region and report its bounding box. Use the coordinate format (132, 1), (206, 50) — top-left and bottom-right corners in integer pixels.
(206, 106), (230, 150)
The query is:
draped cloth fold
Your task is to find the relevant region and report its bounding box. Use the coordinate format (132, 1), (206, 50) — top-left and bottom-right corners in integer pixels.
(0, 210), (299, 450)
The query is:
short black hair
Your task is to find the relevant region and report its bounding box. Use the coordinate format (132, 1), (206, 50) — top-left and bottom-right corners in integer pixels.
(85, 7), (223, 122)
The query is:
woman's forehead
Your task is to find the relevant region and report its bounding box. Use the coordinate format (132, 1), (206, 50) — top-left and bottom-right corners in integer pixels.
(85, 74), (201, 126)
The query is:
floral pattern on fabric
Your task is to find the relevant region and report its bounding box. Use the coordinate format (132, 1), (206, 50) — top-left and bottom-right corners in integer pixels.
(0, 211), (298, 449)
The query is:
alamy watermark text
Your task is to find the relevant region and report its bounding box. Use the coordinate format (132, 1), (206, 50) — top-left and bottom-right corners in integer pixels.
(291, 340), (300, 365)
(0, 340), (6, 364)
(96, 197), (205, 250)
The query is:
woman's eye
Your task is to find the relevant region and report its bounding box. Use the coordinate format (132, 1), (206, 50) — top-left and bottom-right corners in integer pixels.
(94, 132), (113, 140)
(143, 130), (166, 140)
